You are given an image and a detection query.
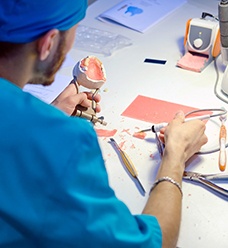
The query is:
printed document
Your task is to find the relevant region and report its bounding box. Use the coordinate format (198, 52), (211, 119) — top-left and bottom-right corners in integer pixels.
(98, 0), (187, 33)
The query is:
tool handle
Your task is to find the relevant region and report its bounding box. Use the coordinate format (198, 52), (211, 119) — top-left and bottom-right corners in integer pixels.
(119, 150), (138, 177)
(204, 173), (228, 180)
(74, 109), (107, 125)
(219, 150), (226, 171)
(198, 177), (228, 197)
(219, 124), (227, 171)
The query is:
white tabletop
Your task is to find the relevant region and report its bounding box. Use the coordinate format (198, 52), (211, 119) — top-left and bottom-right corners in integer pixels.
(25, 0), (228, 247)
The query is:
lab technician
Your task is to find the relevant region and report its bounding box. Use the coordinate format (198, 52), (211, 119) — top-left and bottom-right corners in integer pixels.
(0, 1), (207, 247)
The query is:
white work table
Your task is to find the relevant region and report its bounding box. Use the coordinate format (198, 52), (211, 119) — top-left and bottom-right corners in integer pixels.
(24, 0), (228, 247)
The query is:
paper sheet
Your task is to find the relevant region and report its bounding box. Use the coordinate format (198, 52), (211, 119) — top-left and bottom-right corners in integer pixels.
(23, 74), (72, 104)
(98, 0), (187, 33)
(23, 54), (75, 103)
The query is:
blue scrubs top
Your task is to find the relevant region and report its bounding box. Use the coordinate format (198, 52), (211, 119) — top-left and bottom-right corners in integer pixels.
(0, 78), (162, 247)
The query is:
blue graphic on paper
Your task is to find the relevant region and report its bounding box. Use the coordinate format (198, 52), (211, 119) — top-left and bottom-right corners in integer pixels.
(125, 6), (143, 16)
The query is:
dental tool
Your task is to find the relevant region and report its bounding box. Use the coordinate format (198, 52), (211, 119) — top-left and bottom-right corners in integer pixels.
(138, 108), (227, 133)
(219, 114), (227, 171)
(183, 171), (228, 197)
(110, 138), (146, 195)
(139, 114), (211, 133)
(74, 109), (107, 125)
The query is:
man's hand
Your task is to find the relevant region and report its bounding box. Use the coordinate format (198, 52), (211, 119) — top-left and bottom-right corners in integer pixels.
(51, 82), (101, 116)
(143, 111), (208, 248)
(159, 111), (208, 163)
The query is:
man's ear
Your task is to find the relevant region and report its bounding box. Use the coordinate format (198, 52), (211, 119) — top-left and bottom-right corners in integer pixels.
(37, 29), (59, 61)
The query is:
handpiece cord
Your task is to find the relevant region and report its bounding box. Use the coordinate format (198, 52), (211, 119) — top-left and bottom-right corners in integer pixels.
(213, 57), (228, 104)
(200, 58), (228, 154)
(183, 108), (228, 154)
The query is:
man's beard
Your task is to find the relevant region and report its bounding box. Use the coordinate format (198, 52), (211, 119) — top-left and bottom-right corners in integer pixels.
(29, 33), (66, 86)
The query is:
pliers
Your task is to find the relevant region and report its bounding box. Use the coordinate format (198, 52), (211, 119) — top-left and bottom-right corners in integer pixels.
(183, 171), (228, 197)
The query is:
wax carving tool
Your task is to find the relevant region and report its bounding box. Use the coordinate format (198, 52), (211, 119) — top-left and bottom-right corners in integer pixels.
(219, 114), (227, 171)
(183, 171), (228, 197)
(109, 138), (146, 194)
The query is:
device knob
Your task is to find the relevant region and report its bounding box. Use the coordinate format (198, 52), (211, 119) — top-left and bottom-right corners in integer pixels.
(193, 38), (203, 48)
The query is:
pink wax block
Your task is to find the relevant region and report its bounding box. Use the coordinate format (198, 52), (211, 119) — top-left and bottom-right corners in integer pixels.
(177, 52), (209, 72)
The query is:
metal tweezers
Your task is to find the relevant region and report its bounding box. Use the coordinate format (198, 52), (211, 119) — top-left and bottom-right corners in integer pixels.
(155, 131), (164, 157)
(183, 171), (228, 197)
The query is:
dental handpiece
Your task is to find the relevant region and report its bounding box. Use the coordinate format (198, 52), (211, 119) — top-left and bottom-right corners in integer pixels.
(140, 114), (211, 133)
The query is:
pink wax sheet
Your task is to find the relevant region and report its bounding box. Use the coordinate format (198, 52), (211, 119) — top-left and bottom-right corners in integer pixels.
(95, 128), (117, 137)
(177, 52), (209, 72)
(121, 95), (211, 123)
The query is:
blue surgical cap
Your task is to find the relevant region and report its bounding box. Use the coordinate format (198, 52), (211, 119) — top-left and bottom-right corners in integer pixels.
(0, 0), (87, 43)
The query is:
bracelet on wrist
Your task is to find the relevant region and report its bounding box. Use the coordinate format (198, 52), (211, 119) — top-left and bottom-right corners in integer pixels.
(150, 176), (183, 196)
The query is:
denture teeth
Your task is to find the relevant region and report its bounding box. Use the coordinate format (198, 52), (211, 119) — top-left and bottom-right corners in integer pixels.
(72, 55), (106, 90)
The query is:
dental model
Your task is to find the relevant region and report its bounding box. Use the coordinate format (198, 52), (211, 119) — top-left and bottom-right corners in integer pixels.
(73, 55), (106, 91)
(72, 55), (107, 125)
